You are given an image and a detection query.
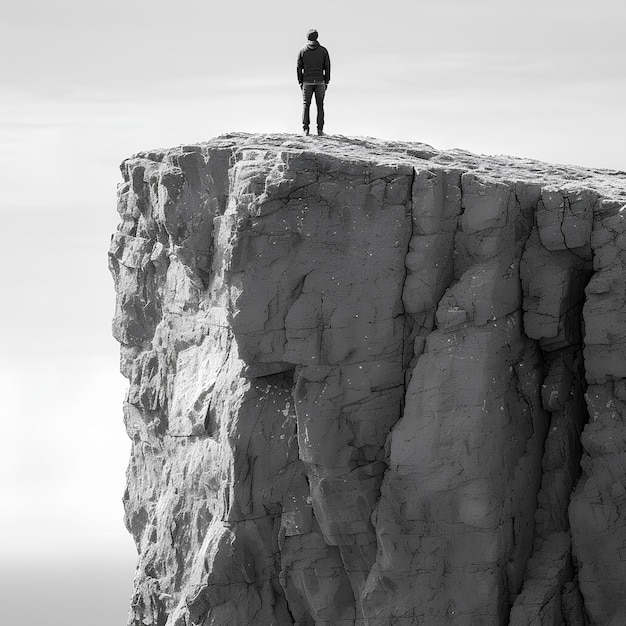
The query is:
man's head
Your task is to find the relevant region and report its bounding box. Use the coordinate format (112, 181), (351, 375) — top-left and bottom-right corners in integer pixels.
(307, 29), (319, 41)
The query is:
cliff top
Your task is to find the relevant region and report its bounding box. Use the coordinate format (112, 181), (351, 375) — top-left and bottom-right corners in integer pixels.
(132, 132), (626, 205)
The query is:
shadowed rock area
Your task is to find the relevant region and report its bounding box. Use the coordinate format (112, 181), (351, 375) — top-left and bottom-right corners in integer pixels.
(109, 133), (626, 626)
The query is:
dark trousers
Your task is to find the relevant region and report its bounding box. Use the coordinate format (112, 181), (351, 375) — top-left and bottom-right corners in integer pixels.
(302, 82), (326, 131)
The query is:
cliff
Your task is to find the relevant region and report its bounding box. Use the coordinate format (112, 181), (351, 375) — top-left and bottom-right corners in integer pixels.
(109, 133), (626, 626)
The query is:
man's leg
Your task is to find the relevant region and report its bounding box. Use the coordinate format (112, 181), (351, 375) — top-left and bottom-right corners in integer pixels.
(314, 83), (326, 134)
(302, 84), (314, 133)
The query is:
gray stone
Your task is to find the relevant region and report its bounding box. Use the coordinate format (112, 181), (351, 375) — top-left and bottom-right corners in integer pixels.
(109, 133), (626, 626)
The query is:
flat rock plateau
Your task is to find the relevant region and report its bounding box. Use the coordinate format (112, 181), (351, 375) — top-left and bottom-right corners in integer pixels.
(109, 133), (626, 626)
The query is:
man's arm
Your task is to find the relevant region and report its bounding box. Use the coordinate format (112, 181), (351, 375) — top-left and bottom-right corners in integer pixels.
(324, 49), (331, 85)
(297, 51), (304, 86)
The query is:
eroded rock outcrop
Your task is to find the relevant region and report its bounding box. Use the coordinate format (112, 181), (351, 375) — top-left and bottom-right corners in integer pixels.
(109, 133), (626, 626)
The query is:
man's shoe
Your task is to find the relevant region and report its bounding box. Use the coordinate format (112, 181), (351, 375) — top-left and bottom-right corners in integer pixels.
(303, 129), (310, 136)
(317, 129), (324, 136)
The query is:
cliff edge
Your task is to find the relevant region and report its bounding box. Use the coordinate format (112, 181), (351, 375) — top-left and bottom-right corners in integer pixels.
(109, 133), (626, 626)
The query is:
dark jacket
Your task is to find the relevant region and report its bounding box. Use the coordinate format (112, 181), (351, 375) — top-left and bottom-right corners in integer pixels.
(297, 41), (330, 85)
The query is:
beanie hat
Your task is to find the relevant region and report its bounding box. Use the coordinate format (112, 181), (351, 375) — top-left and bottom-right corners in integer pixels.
(307, 29), (318, 41)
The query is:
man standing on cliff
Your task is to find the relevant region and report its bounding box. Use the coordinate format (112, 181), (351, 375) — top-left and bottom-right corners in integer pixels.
(297, 29), (331, 136)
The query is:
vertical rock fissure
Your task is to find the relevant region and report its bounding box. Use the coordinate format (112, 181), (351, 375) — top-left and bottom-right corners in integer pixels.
(508, 341), (590, 625)
(509, 188), (595, 625)
(569, 197), (626, 626)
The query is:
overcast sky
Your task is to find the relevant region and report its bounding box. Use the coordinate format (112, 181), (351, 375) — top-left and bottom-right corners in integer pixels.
(1, 1), (624, 624)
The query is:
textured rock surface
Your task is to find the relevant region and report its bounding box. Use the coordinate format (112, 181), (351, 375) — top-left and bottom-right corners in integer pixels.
(109, 133), (626, 626)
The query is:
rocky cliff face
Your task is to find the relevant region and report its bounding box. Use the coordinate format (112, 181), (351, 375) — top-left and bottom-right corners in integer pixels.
(109, 133), (626, 626)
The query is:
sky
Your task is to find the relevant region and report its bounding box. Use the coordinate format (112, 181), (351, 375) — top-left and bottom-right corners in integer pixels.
(0, 1), (624, 624)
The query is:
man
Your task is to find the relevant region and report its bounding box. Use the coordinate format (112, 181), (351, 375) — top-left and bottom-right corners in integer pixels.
(297, 29), (331, 136)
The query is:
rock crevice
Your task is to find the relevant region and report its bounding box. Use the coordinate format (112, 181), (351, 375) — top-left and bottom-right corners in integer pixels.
(109, 133), (626, 626)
